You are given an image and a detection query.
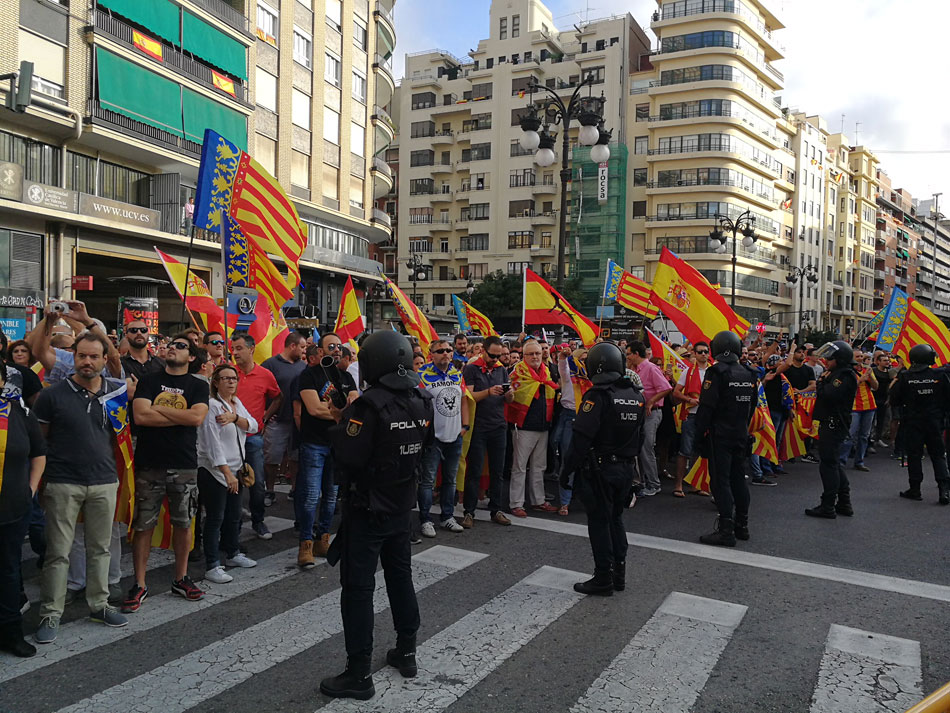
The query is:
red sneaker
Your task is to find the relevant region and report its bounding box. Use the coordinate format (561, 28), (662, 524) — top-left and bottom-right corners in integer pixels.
(510, 507), (528, 518)
(121, 585), (148, 613)
(171, 576), (204, 601)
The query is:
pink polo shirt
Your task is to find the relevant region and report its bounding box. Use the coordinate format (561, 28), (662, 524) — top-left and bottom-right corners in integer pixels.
(634, 359), (671, 407)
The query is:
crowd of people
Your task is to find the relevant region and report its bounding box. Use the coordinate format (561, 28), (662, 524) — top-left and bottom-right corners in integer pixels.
(0, 299), (945, 660)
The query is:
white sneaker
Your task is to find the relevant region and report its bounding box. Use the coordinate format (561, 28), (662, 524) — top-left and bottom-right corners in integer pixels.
(441, 517), (464, 533)
(225, 553), (257, 568)
(205, 566), (233, 584)
(420, 521), (437, 538)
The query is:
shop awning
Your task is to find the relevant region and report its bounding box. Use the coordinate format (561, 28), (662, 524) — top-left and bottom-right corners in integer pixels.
(182, 88), (246, 148)
(96, 48), (183, 137)
(182, 12), (247, 80)
(98, 0), (180, 45)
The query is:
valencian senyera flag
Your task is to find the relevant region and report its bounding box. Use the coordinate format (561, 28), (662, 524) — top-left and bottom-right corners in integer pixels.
(223, 214), (294, 320)
(684, 457), (710, 494)
(650, 247), (750, 345)
(749, 383), (778, 464)
(523, 268), (598, 347)
(875, 287), (950, 365)
(452, 294), (497, 337)
(335, 276), (365, 355)
(193, 129), (306, 292)
(604, 259), (659, 319)
(382, 275), (440, 358)
(155, 248), (237, 335)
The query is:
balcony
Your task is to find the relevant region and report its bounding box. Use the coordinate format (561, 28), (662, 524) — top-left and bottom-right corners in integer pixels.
(371, 208), (392, 228)
(431, 189), (453, 202)
(189, 0), (252, 36)
(644, 244), (777, 266)
(374, 2), (396, 55)
(371, 156), (393, 199)
(430, 161), (454, 174)
(427, 219), (454, 232)
(87, 100), (202, 159)
(532, 182), (557, 195)
(373, 54), (395, 106)
(371, 105), (395, 148)
(431, 131), (455, 145)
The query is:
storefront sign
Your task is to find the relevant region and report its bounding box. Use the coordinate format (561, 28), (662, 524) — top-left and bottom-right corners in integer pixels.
(0, 163), (23, 201)
(79, 194), (160, 230)
(597, 162), (609, 205)
(71, 275), (94, 291)
(118, 296), (160, 336)
(22, 181), (79, 213)
(0, 289), (45, 309)
(0, 317), (26, 339)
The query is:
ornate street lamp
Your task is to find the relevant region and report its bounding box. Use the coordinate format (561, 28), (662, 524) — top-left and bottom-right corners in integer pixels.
(709, 209), (758, 308)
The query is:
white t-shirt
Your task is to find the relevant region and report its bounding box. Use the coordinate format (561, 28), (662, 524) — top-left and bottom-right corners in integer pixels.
(197, 396), (258, 487)
(676, 365), (708, 415)
(419, 363), (463, 443)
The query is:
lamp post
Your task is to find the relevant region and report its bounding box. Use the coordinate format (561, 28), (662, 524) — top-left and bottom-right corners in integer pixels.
(786, 264), (820, 341)
(518, 74), (612, 297)
(405, 251), (426, 304)
(708, 209), (758, 308)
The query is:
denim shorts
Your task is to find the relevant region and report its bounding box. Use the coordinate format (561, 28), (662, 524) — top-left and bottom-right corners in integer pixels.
(678, 414), (698, 457)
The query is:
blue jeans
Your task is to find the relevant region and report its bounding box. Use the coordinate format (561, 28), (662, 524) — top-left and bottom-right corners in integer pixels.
(297, 443), (338, 541)
(245, 433), (266, 526)
(840, 410), (875, 466)
(553, 410), (576, 506)
(419, 435), (464, 522)
(463, 425), (507, 515)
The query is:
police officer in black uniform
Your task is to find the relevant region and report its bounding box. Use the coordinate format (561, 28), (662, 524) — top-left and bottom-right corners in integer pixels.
(692, 331), (758, 547)
(888, 344), (950, 505)
(560, 342), (644, 596)
(807, 340), (858, 519)
(319, 331), (434, 700)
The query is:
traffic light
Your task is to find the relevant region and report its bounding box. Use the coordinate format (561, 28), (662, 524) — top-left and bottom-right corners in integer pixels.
(13, 61), (33, 113)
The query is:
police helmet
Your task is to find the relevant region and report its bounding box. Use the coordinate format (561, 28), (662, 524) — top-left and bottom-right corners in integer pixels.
(586, 342), (625, 385)
(358, 331), (418, 389)
(814, 340), (853, 367)
(909, 343), (937, 366)
(710, 331), (741, 364)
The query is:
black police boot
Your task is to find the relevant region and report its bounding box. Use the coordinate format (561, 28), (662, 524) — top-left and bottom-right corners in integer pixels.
(733, 514), (750, 541)
(612, 561), (626, 592)
(899, 488), (923, 501)
(320, 656), (375, 700)
(939, 484), (950, 506)
(573, 570), (614, 596)
(386, 635), (417, 678)
(834, 493), (854, 517)
(0, 622), (36, 658)
(699, 517), (736, 547)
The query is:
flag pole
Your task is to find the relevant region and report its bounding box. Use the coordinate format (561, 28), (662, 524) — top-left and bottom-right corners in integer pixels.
(521, 269), (526, 334)
(597, 259), (610, 334)
(219, 209), (231, 360)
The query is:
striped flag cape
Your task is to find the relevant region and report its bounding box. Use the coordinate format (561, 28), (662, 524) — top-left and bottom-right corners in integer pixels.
(684, 457), (711, 494)
(504, 359), (558, 427)
(452, 294), (498, 336)
(795, 391), (819, 439)
(566, 354), (592, 409)
(749, 384), (778, 464)
(103, 382), (135, 529)
(603, 259), (659, 319)
(853, 371), (877, 412)
(382, 275), (440, 358)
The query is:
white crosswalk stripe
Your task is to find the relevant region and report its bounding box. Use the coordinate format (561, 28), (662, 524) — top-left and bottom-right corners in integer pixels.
(570, 592), (747, 713)
(810, 625), (923, 713)
(52, 546), (487, 713)
(317, 565), (586, 713)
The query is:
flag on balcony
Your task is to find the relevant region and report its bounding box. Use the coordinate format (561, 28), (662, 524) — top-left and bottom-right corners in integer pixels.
(132, 30), (163, 61)
(382, 275), (440, 357)
(193, 129), (306, 292)
(335, 276), (366, 355)
(604, 259), (659, 319)
(211, 69), (236, 97)
(523, 268), (598, 347)
(222, 214), (293, 320)
(154, 248), (236, 335)
(452, 294), (498, 336)
(649, 247), (751, 345)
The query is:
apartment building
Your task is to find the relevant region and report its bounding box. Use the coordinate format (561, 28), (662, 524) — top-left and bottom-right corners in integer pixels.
(626, 0), (792, 331)
(0, 0), (393, 334)
(915, 198), (950, 322)
(397, 0), (651, 317)
(874, 171), (918, 312)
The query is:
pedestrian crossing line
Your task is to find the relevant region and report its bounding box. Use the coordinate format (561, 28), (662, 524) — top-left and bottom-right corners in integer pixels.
(470, 510), (950, 604)
(810, 624), (922, 713)
(1, 546), (306, 685)
(570, 592), (747, 713)
(51, 546), (487, 713)
(21, 517), (296, 602)
(317, 565), (586, 713)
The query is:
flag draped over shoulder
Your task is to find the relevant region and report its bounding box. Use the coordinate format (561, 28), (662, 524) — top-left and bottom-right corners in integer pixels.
(452, 294), (497, 336)
(749, 384), (778, 464)
(504, 360), (557, 428)
(604, 259), (659, 319)
(649, 247), (750, 344)
(853, 370), (876, 412)
(103, 383), (135, 528)
(673, 363), (704, 434)
(382, 275), (440, 358)
(335, 276), (365, 355)
(684, 457), (710, 494)
(795, 391), (818, 439)
(566, 354), (592, 409)
(455, 378), (478, 491)
(523, 268), (599, 347)
(155, 248), (235, 335)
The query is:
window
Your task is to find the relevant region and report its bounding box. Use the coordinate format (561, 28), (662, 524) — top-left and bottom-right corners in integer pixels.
(508, 231), (534, 248)
(635, 103), (649, 122)
(634, 136), (648, 154)
(255, 134), (276, 175)
(512, 14), (520, 37)
(255, 67), (277, 111)
(461, 203), (490, 221)
(410, 121), (435, 138)
(353, 20), (368, 51)
(350, 123), (365, 157)
(410, 150), (434, 167)
(257, 2), (278, 41)
(293, 29), (312, 68)
(323, 107), (340, 144)
(352, 70), (367, 103)
(325, 52), (342, 87)
(409, 178), (434, 195)
(291, 90), (311, 130)
(500, 17), (507, 39)
(291, 150), (310, 188)
(508, 262), (531, 275)
(471, 82), (493, 100)
(460, 234), (489, 251)
(461, 263), (487, 280)
(18, 30), (65, 97)
(322, 164), (339, 201)
(633, 168), (647, 186)
(349, 176), (364, 209)
(632, 201), (646, 218)
(411, 92), (435, 110)
(326, 0), (342, 30)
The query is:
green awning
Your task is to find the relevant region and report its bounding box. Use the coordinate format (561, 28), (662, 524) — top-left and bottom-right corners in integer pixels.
(98, 0), (179, 44)
(182, 89), (246, 148)
(96, 48), (183, 137)
(182, 12), (247, 80)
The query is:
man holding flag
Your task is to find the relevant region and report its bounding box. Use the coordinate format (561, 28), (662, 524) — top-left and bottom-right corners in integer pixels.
(672, 341), (710, 497)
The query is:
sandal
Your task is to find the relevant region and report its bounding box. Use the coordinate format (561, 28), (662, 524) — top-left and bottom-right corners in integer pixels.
(557, 505), (569, 516)
(672, 490), (685, 498)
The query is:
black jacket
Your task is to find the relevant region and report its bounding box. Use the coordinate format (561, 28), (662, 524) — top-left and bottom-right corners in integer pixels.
(813, 365), (858, 433)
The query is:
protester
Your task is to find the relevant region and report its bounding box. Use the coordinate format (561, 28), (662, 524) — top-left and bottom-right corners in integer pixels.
(554, 347), (588, 515)
(119, 320), (164, 389)
(203, 331), (228, 367)
(840, 350), (878, 472)
(0, 333), (43, 407)
(871, 351), (895, 447)
(672, 342), (710, 497)
(625, 342), (671, 497)
(261, 332), (307, 506)
(26, 301), (122, 384)
(7, 340), (34, 369)
(452, 334), (468, 367)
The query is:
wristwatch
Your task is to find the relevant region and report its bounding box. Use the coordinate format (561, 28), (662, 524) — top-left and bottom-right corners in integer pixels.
(461, 424), (470, 432)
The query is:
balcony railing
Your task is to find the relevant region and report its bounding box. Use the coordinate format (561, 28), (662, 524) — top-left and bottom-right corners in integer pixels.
(371, 208), (392, 227)
(374, 1), (394, 29)
(374, 53), (393, 74)
(372, 104), (394, 130)
(372, 155), (392, 178)
(645, 244), (776, 265)
(645, 178), (775, 202)
(190, 0), (251, 35)
(87, 100), (202, 159)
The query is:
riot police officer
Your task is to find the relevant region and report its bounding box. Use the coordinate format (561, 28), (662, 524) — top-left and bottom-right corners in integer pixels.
(560, 342), (644, 596)
(807, 340), (858, 518)
(888, 344), (950, 505)
(692, 331), (758, 547)
(319, 331), (434, 700)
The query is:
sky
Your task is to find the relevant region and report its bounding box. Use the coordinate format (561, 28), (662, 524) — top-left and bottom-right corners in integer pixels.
(391, 0), (950, 211)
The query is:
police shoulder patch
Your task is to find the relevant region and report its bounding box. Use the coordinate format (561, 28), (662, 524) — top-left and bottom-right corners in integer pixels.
(703, 380), (712, 390)
(833, 379), (842, 387)
(346, 419), (363, 437)
(582, 400), (594, 412)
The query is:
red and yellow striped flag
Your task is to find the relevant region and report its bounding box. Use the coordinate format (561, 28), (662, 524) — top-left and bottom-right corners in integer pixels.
(132, 30), (163, 61)
(749, 384), (778, 464)
(212, 69), (236, 97)
(893, 298), (950, 366)
(383, 275), (440, 358)
(684, 457), (710, 494)
(853, 373), (877, 412)
(524, 268), (598, 347)
(504, 360), (557, 427)
(779, 413), (808, 461)
(604, 259), (659, 319)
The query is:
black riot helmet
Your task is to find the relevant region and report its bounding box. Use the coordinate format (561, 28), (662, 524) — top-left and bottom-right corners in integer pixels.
(710, 331), (741, 364)
(814, 340), (853, 368)
(358, 331), (418, 389)
(586, 342), (625, 385)
(909, 343), (937, 366)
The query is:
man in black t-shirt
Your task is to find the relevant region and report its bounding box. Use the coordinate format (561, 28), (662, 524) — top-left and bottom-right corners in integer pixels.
(293, 332), (357, 567)
(124, 336), (209, 612)
(782, 346), (817, 392)
(871, 351), (896, 445)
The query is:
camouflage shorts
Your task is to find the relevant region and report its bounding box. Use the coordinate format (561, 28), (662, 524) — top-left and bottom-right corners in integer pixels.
(132, 468), (198, 531)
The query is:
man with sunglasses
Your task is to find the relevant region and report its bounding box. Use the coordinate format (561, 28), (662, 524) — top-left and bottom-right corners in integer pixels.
(120, 320), (164, 389)
(460, 335), (515, 528)
(203, 332), (228, 367)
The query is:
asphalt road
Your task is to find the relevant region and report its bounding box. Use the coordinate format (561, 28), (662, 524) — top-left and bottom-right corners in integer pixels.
(3, 446), (948, 713)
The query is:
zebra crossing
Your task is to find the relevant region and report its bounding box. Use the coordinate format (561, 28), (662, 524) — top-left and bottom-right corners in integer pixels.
(3, 542), (937, 713)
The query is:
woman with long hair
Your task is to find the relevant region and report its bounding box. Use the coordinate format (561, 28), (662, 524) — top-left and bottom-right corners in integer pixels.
(197, 364), (258, 584)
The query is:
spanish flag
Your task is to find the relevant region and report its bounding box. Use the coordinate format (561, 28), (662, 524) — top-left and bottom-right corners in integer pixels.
(504, 359), (557, 427)
(645, 328), (689, 384)
(382, 275), (440, 358)
(452, 294), (497, 336)
(248, 293), (290, 364)
(650, 247), (750, 345)
(335, 275), (365, 354)
(212, 69), (237, 97)
(523, 268), (598, 347)
(155, 248), (237, 336)
(684, 457), (710, 494)
(132, 30), (163, 61)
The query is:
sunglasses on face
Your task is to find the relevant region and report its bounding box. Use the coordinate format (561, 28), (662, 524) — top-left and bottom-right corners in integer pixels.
(208, 339), (225, 346)
(695, 350), (708, 355)
(431, 348), (452, 354)
(168, 342), (190, 351)
(485, 352), (502, 360)
(325, 343), (342, 351)
(126, 327), (149, 334)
